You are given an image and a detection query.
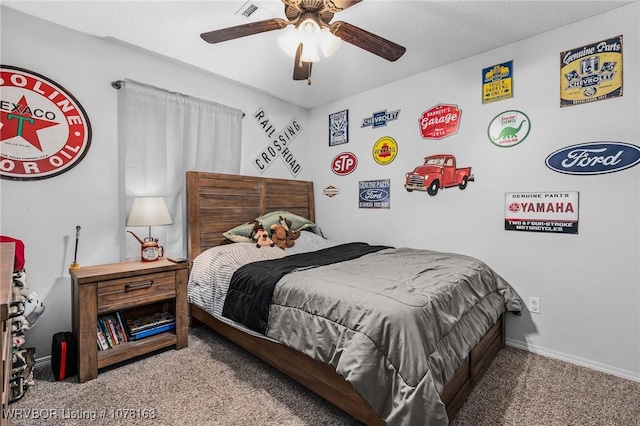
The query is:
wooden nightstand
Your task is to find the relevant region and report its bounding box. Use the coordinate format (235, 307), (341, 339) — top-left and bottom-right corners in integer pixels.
(70, 259), (188, 383)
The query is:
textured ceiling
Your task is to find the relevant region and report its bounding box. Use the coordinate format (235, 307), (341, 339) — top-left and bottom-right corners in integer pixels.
(2, 0), (634, 109)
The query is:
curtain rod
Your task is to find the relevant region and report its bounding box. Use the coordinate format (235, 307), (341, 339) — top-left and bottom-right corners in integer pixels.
(110, 80), (245, 117)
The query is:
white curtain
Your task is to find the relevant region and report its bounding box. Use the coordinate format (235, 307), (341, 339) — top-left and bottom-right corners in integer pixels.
(118, 79), (242, 260)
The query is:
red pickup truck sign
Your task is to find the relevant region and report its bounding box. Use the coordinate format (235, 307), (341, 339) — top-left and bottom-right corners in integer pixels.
(405, 154), (474, 196)
(418, 104), (462, 139)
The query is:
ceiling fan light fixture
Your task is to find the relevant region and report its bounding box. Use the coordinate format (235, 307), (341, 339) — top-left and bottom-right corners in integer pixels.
(300, 43), (320, 63)
(319, 27), (341, 57)
(277, 26), (301, 57)
(278, 17), (327, 62)
(202, 0), (407, 84)
(299, 17), (320, 37)
(298, 17), (340, 59)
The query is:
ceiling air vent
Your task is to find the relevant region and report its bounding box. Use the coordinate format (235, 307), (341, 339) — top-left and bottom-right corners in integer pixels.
(234, 1), (270, 20)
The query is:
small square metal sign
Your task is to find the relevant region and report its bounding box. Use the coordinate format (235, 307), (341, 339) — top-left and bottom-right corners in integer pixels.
(329, 109), (349, 146)
(359, 179), (390, 209)
(482, 61), (513, 104)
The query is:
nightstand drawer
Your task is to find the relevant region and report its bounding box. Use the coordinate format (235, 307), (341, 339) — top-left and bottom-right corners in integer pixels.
(97, 271), (176, 313)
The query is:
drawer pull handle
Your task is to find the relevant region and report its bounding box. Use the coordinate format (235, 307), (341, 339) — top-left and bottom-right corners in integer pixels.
(125, 280), (154, 292)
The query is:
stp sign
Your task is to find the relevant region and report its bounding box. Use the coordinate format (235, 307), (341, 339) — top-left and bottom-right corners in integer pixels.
(419, 104), (462, 140)
(331, 152), (357, 175)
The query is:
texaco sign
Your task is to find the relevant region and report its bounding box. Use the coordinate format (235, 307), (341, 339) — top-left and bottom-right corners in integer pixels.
(0, 66), (91, 180)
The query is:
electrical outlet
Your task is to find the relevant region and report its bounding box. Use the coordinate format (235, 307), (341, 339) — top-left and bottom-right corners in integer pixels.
(528, 297), (540, 314)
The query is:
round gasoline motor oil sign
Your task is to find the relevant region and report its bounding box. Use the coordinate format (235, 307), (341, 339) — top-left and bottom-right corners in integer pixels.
(0, 65), (91, 180)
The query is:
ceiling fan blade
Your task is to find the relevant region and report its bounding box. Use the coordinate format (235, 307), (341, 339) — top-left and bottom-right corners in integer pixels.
(293, 43), (312, 83)
(325, 0), (364, 13)
(200, 19), (288, 44)
(331, 21), (406, 62)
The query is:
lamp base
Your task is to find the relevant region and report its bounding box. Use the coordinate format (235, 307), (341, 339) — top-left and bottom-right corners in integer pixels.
(140, 243), (164, 262)
(140, 256), (161, 262)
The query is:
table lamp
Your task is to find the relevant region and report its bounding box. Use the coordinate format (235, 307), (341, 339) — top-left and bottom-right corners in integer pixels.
(126, 197), (173, 261)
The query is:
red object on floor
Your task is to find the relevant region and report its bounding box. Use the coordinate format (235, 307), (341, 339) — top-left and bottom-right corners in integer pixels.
(0, 235), (25, 271)
(59, 342), (67, 379)
(52, 331), (77, 380)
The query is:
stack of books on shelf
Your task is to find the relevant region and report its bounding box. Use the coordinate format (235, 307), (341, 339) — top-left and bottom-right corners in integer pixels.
(126, 311), (176, 340)
(97, 311), (175, 350)
(97, 311), (128, 350)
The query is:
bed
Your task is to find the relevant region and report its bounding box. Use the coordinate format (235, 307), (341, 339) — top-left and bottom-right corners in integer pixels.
(186, 171), (521, 425)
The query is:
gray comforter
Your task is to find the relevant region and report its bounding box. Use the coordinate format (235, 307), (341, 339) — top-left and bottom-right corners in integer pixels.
(264, 247), (521, 426)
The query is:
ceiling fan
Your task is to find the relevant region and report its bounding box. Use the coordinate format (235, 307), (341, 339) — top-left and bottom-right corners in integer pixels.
(200, 0), (406, 84)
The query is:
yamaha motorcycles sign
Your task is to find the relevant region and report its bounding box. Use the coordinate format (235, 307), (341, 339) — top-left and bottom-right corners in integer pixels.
(505, 191), (579, 234)
(0, 65), (92, 180)
(545, 142), (640, 175)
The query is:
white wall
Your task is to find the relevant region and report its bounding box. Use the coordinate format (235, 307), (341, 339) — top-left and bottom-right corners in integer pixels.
(0, 7), (310, 358)
(2, 3), (638, 382)
(308, 3), (640, 380)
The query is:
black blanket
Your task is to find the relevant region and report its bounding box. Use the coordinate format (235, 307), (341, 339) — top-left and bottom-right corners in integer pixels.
(222, 242), (390, 334)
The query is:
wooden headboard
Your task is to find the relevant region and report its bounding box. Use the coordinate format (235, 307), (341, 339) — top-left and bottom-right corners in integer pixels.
(186, 171), (315, 263)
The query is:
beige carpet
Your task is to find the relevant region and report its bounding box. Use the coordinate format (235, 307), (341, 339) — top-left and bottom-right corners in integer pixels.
(8, 326), (640, 425)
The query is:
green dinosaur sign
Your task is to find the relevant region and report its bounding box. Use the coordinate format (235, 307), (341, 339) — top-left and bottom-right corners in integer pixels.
(487, 110), (531, 148)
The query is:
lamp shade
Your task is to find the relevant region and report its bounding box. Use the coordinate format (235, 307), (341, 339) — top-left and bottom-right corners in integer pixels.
(277, 27), (301, 58)
(126, 197), (173, 227)
(319, 27), (341, 57)
(277, 19), (341, 62)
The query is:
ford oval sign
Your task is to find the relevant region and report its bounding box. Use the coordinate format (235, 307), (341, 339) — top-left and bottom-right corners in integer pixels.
(359, 188), (389, 202)
(545, 142), (640, 175)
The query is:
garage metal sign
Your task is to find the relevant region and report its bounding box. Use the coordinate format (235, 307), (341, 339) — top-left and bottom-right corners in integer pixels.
(0, 65), (92, 180)
(419, 104), (462, 139)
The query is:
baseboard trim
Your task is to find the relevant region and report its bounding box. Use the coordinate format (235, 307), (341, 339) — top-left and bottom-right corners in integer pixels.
(34, 342), (640, 384)
(506, 339), (640, 383)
